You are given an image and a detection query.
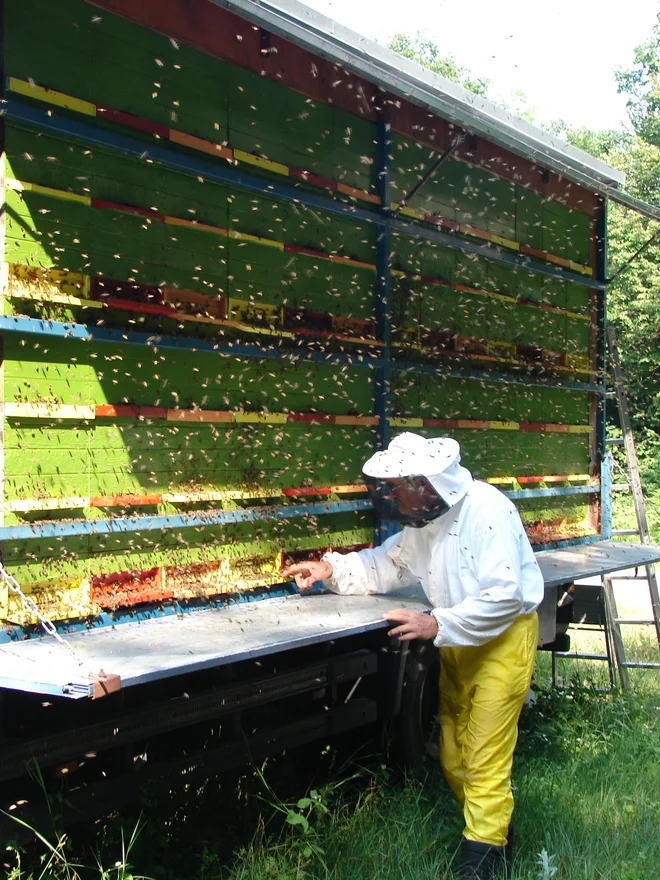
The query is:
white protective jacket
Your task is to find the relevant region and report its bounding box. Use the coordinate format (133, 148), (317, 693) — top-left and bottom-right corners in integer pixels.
(322, 436), (544, 648)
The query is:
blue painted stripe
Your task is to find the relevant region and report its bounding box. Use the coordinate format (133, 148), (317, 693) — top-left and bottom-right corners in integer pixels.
(533, 534), (602, 552)
(390, 219), (606, 291)
(4, 101), (382, 227)
(0, 316), (603, 394)
(6, 100), (604, 292)
(0, 583), (303, 644)
(0, 499), (374, 541)
(0, 316), (382, 369)
(393, 360), (603, 394)
(0, 316), (599, 393)
(504, 486), (598, 500)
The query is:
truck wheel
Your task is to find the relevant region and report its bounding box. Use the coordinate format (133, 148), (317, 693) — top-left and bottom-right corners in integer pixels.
(397, 640), (440, 776)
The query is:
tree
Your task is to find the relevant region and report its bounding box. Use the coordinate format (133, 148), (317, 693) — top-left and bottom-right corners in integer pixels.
(388, 33), (489, 97)
(616, 13), (660, 147)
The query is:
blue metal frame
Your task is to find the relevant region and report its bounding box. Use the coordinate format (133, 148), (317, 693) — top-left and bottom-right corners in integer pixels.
(0, 486), (596, 542)
(392, 360), (603, 394)
(595, 201), (611, 539)
(503, 486), (598, 501)
(0, 582), (304, 644)
(372, 117), (399, 547)
(5, 100), (606, 291)
(0, 315), (381, 369)
(0, 498), (375, 541)
(389, 217), (605, 290)
(0, 316), (604, 395)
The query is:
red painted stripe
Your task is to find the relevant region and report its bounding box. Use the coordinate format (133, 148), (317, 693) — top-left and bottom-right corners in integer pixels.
(289, 167), (338, 191)
(91, 198), (166, 221)
(283, 244), (327, 260)
(102, 296), (179, 318)
(515, 476), (545, 484)
(423, 419), (459, 429)
(519, 245), (550, 262)
(286, 413), (335, 423)
(96, 106), (170, 138)
(95, 405), (167, 418)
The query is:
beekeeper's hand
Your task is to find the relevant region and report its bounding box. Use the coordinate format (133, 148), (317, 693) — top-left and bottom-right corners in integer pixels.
(283, 560), (334, 590)
(383, 608), (438, 641)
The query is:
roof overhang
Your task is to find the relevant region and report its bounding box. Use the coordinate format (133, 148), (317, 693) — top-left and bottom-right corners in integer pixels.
(212, 0), (660, 223)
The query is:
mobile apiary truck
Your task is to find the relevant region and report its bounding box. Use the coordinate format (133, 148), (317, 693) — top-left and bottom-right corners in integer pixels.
(1, 0), (660, 829)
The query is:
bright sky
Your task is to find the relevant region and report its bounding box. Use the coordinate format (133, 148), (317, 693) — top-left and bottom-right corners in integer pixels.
(301, 0), (659, 131)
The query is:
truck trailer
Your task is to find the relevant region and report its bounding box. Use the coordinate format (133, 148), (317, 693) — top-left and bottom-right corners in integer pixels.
(1, 0), (660, 828)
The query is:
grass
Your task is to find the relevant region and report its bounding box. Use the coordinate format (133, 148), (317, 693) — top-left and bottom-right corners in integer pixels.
(5, 656), (660, 880)
(4, 559), (660, 879)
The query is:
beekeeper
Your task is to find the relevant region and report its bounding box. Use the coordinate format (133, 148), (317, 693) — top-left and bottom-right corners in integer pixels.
(283, 433), (544, 879)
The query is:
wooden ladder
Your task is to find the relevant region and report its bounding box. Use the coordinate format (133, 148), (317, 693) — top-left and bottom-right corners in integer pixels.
(602, 325), (660, 689)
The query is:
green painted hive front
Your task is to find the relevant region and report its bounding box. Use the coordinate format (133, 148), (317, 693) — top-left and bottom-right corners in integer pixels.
(0, 0), (601, 625)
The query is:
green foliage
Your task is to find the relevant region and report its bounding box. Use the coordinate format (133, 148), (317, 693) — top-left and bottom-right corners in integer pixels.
(617, 13), (660, 146)
(387, 33), (489, 96)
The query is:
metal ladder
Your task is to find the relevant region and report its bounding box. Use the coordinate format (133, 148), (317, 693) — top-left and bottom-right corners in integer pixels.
(601, 325), (660, 688)
(553, 327), (660, 690)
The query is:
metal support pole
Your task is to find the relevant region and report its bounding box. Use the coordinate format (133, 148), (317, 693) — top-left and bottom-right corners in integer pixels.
(373, 116), (396, 547)
(593, 200), (608, 536)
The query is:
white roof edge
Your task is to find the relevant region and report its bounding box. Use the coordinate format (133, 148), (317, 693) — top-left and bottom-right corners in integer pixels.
(210, 0), (660, 223)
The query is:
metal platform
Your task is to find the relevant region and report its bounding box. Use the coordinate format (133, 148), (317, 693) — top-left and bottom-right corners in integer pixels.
(2, 541), (660, 700)
(0, 593), (429, 699)
(534, 540), (660, 587)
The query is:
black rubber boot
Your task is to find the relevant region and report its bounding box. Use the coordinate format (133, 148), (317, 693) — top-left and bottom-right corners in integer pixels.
(457, 839), (507, 879)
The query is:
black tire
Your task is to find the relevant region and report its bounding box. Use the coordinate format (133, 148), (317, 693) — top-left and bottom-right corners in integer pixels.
(396, 640), (440, 776)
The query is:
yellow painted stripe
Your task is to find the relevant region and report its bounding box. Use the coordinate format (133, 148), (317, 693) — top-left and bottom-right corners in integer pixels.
(4, 496), (92, 513)
(564, 354), (591, 371)
(489, 421), (520, 431)
(234, 149), (289, 176)
(569, 261), (593, 276)
(167, 409), (232, 423)
(228, 298), (283, 325)
(491, 234), (520, 251)
(7, 178), (91, 205)
(4, 403), (96, 420)
(6, 288), (103, 308)
(223, 320), (296, 340)
(9, 264), (92, 299)
(568, 425), (592, 434)
(231, 411), (288, 424)
(229, 230), (284, 250)
(391, 203), (426, 221)
(391, 417), (424, 428)
(163, 489), (282, 502)
(164, 216), (229, 237)
(8, 77), (97, 116)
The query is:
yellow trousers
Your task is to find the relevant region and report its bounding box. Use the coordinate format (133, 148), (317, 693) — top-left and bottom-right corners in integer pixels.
(439, 612), (538, 847)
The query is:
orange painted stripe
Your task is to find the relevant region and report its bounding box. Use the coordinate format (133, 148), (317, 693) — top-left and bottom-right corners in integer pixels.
(337, 182), (381, 204)
(169, 128), (233, 160)
(90, 494), (164, 507)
